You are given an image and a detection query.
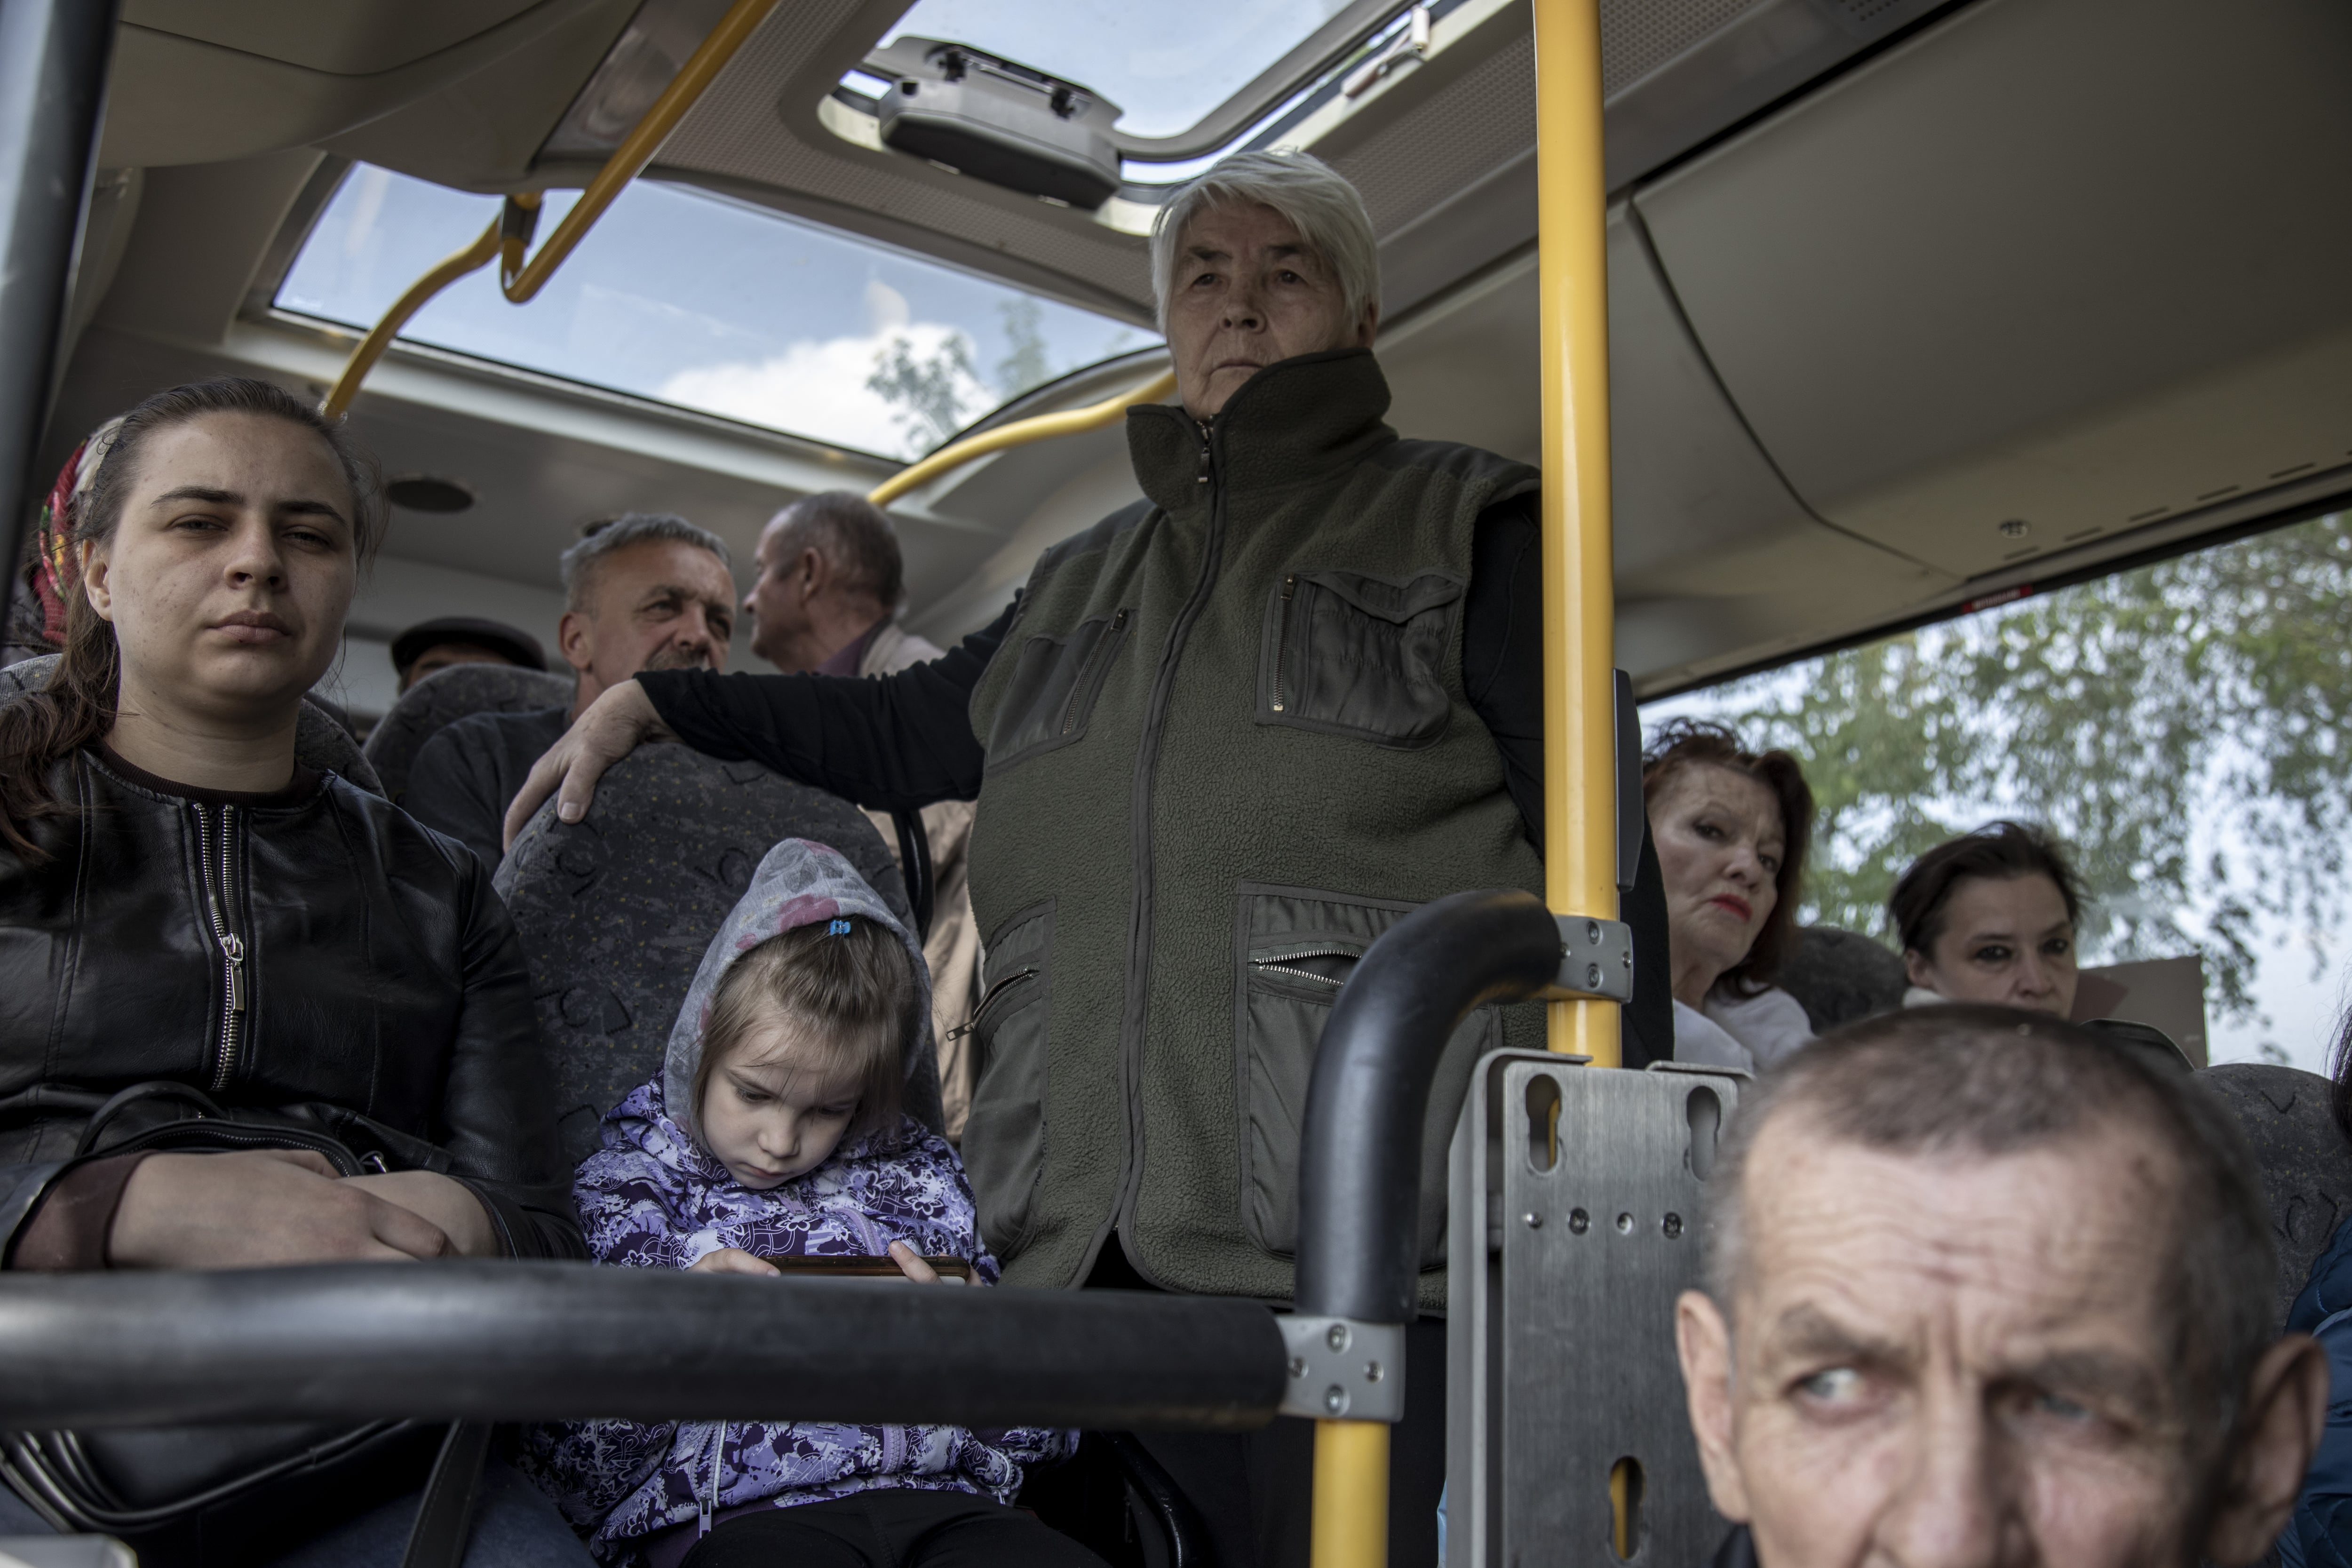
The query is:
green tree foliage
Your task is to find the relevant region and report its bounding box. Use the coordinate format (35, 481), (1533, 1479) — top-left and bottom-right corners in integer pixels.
(1677, 512), (2352, 1020)
(994, 298), (1054, 398)
(866, 332), (979, 454)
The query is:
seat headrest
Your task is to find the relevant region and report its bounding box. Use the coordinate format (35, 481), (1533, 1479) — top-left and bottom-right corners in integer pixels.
(362, 663), (576, 803)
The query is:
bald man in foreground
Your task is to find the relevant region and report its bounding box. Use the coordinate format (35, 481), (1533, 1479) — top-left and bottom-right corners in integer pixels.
(1678, 1006), (2328, 1568)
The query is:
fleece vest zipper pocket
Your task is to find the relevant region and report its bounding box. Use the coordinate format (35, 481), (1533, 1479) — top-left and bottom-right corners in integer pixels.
(982, 608), (1132, 774)
(961, 901), (1056, 1257)
(1234, 883), (1499, 1266)
(190, 804), (248, 1092)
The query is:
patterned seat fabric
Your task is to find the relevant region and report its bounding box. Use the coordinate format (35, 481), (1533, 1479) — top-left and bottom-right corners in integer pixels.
(363, 663), (576, 804)
(0, 653), (384, 796)
(2200, 1063), (2352, 1332)
(1775, 925), (1909, 1033)
(498, 742), (945, 1165)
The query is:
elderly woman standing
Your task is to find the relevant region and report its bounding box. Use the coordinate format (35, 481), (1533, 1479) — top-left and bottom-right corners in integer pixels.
(506, 150), (1672, 1564)
(1642, 722), (1816, 1072)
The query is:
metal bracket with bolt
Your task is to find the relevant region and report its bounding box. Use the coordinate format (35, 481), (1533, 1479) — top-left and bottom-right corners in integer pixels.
(1276, 1314), (1406, 1422)
(1541, 914), (1634, 1003)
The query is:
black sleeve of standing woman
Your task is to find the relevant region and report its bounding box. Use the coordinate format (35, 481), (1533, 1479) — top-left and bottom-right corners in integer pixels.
(634, 601), (1012, 814)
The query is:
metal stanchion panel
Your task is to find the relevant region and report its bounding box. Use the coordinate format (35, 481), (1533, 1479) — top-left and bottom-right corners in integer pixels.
(1446, 1051), (1743, 1567)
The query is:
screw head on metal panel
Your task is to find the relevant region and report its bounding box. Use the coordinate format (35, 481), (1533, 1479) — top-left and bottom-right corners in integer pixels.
(1523, 1211), (1542, 1229)
(1616, 1212), (1634, 1234)
(1326, 1323), (1350, 1353)
(1663, 1213), (1683, 1238)
(1366, 1360), (1384, 1383)
(1568, 1208), (1589, 1234)
(1586, 964), (1603, 988)
(1325, 1386), (1348, 1414)
(1586, 920), (1601, 945)
(1288, 1357), (1306, 1379)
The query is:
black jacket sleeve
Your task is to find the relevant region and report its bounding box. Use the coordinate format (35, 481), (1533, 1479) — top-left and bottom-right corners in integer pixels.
(439, 858), (588, 1259)
(636, 601), (1013, 812)
(1462, 492), (1676, 1069)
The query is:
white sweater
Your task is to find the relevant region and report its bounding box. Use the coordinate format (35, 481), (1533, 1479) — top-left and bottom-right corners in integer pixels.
(1671, 985), (1815, 1074)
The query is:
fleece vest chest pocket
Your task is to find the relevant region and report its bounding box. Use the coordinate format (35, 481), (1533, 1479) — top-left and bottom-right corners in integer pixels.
(1234, 884), (1496, 1269)
(960, 901), (1055, 1257)
(983, 609), (1131, 774)
(1257, 569), (1465, 748)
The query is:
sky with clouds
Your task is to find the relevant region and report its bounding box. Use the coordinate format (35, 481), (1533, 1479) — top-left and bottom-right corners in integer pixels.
(281, 165), (1155, 459)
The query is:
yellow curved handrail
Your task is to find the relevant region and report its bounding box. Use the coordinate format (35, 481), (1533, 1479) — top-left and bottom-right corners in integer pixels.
(320, 223), (500, 420)
(865, 368), (1177, 507)
(319, 0), (779, 419)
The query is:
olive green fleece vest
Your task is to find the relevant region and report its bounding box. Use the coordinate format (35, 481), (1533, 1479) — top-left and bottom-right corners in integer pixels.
(962, 349), (1544, 1309)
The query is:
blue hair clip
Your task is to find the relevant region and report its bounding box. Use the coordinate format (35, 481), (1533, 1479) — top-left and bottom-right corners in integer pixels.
(827, 918), (852, 936)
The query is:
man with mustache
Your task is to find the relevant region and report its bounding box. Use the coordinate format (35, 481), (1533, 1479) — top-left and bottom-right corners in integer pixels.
(404, 512), (734, 870)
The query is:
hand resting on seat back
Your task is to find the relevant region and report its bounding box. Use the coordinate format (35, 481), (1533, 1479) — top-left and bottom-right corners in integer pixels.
(503, 677), (671, 852)
(108, 1149), (468, 1267)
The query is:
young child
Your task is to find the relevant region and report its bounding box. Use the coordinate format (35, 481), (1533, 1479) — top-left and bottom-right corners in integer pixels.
(522, 839), (1096, 1568)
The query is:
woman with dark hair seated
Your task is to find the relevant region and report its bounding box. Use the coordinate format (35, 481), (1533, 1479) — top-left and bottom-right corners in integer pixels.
(0, 379), (587, 1565)
(1640, 721), (1817, 1072)
(1889, 820), (2082, 1017)
(2280, 1006), (2352, 1568)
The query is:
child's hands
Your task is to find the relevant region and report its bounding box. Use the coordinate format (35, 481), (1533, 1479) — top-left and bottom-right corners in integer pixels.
(691, 1246), (780, 1277)
(888, 1240), (965, 1284)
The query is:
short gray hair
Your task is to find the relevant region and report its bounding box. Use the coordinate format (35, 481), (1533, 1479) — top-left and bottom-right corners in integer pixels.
(765, 491), (905, 612)
(1702, 1006), (2275, 1430)
(1148, 150), (1379, 332)
(559, 512), (731, 614)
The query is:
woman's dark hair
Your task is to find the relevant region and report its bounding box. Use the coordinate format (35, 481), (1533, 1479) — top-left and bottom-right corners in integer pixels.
(1888, 820), (2082, 959)
(0, 377), (383, 858)
(693, 915), (913, 1138)
(2329, 1006), (2352, 1145)
(1641, 718), (1815, 994)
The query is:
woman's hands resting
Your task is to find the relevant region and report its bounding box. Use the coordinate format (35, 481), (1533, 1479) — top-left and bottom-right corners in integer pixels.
(691, 1240), (963, 1283)
(107, 1150), (501, 1268)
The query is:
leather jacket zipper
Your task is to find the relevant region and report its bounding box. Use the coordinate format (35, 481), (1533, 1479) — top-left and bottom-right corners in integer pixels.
(191, 804), (247, 1092)
(1271, 574), (1298, 713)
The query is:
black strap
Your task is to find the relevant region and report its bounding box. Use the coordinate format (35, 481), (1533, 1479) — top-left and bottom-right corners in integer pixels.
(890, 808), (935, 943)
(399, 1421), (494, 1568)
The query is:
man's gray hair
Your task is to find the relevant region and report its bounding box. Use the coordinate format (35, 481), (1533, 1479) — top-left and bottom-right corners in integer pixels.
(1148, 149), (1379, 333)
(1701, 1006), (2275, 1427)
(765, 491), (905, 612)
(559, 512), (731, 614)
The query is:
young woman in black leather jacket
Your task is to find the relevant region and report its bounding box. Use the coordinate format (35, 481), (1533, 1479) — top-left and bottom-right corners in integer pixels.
(0, 378), (588, 1564)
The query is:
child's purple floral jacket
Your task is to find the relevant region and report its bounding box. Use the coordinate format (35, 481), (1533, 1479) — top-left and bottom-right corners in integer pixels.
(517, 840), (1070, 1565)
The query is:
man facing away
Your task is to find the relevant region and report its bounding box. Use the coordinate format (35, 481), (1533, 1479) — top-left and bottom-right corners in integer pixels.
(1679, 1004), (2327, 1568)
(403, 512), (734, 870)
(741, 491), (982, 1138)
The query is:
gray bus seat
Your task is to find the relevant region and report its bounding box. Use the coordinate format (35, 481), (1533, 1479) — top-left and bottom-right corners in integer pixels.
(2200, 1063), (2352, 1331)
(362, 663), (574, 805)
(496, 742), (943, 1165)
(1775, 925), (1908, 1032)
(0, 653), (383, 796)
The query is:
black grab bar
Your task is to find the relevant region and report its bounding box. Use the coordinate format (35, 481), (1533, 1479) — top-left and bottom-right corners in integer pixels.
(0, 1259), (1285, 1432)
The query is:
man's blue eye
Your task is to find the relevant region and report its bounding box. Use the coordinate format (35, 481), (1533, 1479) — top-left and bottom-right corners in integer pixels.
(1799, 1367), (1864, 1402)
(2036, 1391), (2093, 1421)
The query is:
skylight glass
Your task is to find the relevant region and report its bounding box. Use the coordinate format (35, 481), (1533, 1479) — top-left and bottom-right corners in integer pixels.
(276, 165), (1158, 460)
(874, 0), (1362, 140)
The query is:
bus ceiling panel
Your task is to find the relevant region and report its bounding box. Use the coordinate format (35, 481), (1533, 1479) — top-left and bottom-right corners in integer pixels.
(1631, 0), (2352, 581)
(120, 0), (544, 76)
(96, 0), (635, 170)
(89, 150), (327, 349)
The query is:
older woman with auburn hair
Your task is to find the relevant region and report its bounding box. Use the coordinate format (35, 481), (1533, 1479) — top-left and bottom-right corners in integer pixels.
(1641, 720), (1817, 1072)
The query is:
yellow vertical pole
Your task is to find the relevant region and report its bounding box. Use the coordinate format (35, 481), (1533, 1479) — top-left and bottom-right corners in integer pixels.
(1532, 0), (1620, 1067)
(1311, 1417), (1390, 1568)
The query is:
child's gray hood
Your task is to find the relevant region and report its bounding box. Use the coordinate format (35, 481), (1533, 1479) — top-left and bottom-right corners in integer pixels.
(661, 837), (932, 1142)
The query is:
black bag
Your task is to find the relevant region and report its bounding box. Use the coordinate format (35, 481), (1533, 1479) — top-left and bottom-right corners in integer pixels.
(0, 1083), (495, 1567)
